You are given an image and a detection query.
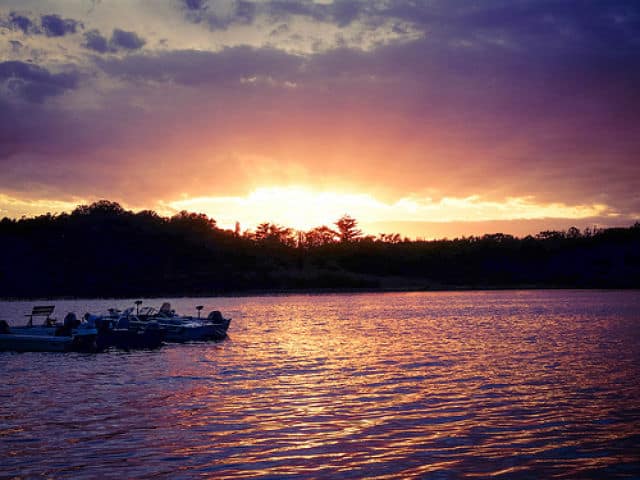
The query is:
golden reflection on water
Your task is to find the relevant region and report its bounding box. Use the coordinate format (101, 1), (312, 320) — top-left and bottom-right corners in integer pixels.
(1, 291), (639, 478)
(126, 292), (639, 479)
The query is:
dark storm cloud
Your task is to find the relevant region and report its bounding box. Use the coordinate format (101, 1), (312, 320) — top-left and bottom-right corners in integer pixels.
(0, 61), (79, 103)
(110, 28), (146, 50)
(40, 14), (81, 37)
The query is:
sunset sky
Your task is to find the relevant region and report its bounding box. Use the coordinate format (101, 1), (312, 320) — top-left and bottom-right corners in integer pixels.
(1, 0), (639, 238)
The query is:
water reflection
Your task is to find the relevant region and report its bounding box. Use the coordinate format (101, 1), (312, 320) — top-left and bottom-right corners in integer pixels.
(1, 291), (639, 478)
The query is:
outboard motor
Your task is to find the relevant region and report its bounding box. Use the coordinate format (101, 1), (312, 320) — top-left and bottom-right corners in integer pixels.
(83, 313), (98, 329)
(0, 320), (9, 334)
(159, 302), (172, 316)
(56, 312), (78, 336)
(207, 311), (224, 324)
(64, 312), (79, 328)
(89, 314), (109, 333)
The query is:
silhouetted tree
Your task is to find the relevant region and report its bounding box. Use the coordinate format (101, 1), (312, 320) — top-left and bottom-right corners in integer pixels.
(304, 225), (339, 247)
(566, 226), (582, 239)
(254, 223), (295, 246)
(1, 200), (639, 297)
(72, 200), (126, 217)
(170, 211), (216, 230)
(378, 233), (402, 244)
(536, 230), (565, 241)
(335, 215), (362, 243)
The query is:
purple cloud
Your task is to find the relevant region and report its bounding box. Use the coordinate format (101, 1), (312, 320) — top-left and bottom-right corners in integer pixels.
(180, 0), (368, 30)
(1, 0), (639, 222)
(81, 28), (147, 53)
(2, 11), (82, 36)
(0, 61), (79, 103)
(40, 14), (81, 36)
(96, 46), (301, 84)
(110, 28), (146, 50)
(183, 0), (257, 30)
(83, 29), (109, 53)
(9, 40), (23, 51)
(8, 12), (34, 33)
(183, 0), (207, 11)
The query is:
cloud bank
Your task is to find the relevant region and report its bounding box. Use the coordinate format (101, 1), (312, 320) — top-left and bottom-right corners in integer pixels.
(0, 0), (638, 236)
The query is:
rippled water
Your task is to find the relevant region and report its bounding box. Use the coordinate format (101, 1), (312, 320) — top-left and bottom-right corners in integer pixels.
(1, 290), (639, 479)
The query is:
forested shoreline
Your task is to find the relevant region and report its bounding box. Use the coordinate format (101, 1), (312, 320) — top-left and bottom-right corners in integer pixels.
(1, 200), (638, 299)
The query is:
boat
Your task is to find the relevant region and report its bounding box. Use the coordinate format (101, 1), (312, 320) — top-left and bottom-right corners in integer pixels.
(133, 302), (231, 342)
(0, 311), (98, 353)
(86, 310), (164, 351)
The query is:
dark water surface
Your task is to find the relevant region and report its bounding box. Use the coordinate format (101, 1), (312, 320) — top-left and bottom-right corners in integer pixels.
(1, 290), (639, 479)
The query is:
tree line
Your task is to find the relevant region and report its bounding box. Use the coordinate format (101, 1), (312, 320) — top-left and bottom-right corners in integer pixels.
(0, 200), (638, 298)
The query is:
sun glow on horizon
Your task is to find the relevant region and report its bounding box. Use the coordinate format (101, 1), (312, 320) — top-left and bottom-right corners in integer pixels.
(0, 194), (87, 219)
(163, 187), (387, 232)
(163, 186), (611, 234)
(0, 188), (616, 238)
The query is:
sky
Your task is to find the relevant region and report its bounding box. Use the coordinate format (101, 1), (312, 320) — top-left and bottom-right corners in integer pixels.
(1, 0), (639, 238)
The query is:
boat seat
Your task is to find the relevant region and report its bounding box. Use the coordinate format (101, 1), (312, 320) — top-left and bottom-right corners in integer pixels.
(25, 306), (55, 327)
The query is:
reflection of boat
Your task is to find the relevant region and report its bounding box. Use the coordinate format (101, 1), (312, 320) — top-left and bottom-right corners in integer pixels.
(134, 302), (231, 342)
(0, 311), (98, 353)
(87, 311), (164, 351)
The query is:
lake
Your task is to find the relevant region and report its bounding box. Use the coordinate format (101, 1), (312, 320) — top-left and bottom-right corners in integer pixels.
(1, 290), (639, 479)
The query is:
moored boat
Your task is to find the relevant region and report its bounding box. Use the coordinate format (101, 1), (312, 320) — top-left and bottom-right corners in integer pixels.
(87, 311), (165, 351)
(133, 302), (231, 342)
(0, 310), (98, 353)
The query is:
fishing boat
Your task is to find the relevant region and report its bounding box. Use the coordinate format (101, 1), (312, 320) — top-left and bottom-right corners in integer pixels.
(133, 302), (231, 342)
(86, 310), (164, 351)
(0, 309), (98, 353)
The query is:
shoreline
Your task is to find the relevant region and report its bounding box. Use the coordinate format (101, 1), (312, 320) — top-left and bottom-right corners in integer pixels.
(1, 284), (637, 301)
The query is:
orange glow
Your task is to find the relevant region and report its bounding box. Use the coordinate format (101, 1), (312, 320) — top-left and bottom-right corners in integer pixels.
(163, 186), (611, 234)
(163, 187), (387, 231)
(0, 188), (614, 239)
(0, 194), (87, 219)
